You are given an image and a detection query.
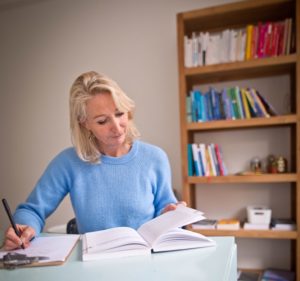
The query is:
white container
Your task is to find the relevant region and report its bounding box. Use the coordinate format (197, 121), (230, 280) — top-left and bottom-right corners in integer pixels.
(247, 206), (272, 224)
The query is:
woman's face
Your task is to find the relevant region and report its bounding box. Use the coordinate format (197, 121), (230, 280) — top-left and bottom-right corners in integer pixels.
(84, 92), (129, 156)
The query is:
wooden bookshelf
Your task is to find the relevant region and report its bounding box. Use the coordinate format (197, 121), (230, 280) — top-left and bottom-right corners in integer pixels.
(177, 0), (300, 279)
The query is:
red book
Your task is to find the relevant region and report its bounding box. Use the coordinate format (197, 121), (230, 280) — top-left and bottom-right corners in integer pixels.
(270, 22), (280, 56)
(277, 21), (285, 56)
(250, 25), (258, 59)
(257, 22), (268, 58)
(264, 22), (273, 57)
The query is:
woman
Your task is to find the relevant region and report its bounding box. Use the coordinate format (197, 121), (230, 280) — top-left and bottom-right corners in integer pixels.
(4, 71), (180, 250)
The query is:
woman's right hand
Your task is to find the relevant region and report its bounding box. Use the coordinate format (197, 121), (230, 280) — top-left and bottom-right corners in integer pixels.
(3, 224), (36, 250)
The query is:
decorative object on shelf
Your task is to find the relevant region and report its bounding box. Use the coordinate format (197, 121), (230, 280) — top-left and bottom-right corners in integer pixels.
(247, 206), (272, 225)
(266, 154), (288, 173)
(250, 157), (262, 173)
(267, 154), (277, 173)
(276, 156), (287, 173)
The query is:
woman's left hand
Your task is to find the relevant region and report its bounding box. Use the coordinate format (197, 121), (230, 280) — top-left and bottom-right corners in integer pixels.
(162, 201), (187, 214)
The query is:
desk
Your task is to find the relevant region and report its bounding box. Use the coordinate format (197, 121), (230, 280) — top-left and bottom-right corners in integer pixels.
(0, 236), (236, 281)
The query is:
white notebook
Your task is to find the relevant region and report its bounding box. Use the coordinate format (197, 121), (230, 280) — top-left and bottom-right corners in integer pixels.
(0, 234), (79, 267)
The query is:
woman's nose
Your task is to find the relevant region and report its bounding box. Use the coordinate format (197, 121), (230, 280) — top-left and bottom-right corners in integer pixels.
(110, 117), (122, 133)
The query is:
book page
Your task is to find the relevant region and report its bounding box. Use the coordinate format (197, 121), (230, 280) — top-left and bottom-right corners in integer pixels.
(151, 228), (216, 252)
(0, 235), (79, 264)
(83, 227), (149, 254)
(137, 205), (205, 246)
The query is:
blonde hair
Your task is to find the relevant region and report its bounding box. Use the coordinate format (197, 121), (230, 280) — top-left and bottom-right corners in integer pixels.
(70, 71), (140, 163)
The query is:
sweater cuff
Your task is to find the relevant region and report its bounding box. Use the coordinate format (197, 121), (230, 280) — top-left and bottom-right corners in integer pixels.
(14, 209), (43, 236)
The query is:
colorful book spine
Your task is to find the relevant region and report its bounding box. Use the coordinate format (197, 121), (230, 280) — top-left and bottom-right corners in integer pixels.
(187, 144), (194, 176)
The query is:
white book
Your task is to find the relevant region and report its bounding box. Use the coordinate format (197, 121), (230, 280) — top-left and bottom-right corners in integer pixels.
(220, 29), (230, 63)
(192, 143), (201, 176)
(192, 32), (199, 67)
(199, 143), (208, 176)
(184, 35), (193, 68)
(243, 222), (270, 230)
(82, 205), (216, 261)
(229, 29), (238, 62)
(206, 32), (221, 65)
(208, 144), (217, 176)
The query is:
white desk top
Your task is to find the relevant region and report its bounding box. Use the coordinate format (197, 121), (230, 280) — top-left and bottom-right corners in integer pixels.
(0, 236), (237, 281)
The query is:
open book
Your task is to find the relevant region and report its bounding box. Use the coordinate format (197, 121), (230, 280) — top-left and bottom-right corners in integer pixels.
(82, 205), (216, 261)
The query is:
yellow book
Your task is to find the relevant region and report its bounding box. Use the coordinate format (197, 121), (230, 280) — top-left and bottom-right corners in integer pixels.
(205, 146), (214, 176)
(217, 219), (240, 230)
(241, 89), (251, 119)
(244, 89), (257, 116)
(245, 25), (253, 60)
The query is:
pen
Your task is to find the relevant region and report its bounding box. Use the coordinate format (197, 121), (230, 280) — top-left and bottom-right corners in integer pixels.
(2, 198), (25, 249)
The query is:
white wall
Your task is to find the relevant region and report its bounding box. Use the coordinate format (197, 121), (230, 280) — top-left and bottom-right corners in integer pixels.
(1, 0), (290, 269)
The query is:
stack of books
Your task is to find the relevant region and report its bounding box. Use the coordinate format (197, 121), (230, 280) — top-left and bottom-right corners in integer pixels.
(261, 268), (295, 281)
(216, 219), (240, 230)
(243, 222), (269, 230)
(238, 270), (262, 281)
(271, 218), (296, 231)
(192, 219), (217, 230)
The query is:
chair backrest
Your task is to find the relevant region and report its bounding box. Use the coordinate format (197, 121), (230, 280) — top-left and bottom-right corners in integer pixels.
(66, 218), (78, 234)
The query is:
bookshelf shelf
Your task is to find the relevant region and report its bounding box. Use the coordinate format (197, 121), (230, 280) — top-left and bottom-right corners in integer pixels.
(185, 55), (296, 85)
(177, 0), (300, 278)
(188, 227), (298, 239)
(186, 114), (297, 131)
(187, 173), (297, 184)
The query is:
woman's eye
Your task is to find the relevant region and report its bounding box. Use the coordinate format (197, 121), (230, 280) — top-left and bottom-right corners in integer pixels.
(116, 112), (125, 117)
(97, 119), (107, 125)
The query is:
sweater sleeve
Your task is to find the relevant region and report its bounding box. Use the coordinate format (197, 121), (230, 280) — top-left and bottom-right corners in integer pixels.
(152, 148), (177, 216)
(14, 150), (72, 235)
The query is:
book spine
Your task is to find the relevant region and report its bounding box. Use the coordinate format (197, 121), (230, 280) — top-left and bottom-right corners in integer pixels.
(191, 143), (200, 176)
(199, 144), (208, 176)
(187, 144), (194, 176)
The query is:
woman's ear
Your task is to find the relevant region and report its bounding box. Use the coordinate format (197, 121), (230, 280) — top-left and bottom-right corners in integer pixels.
(80, 120), (90, 131)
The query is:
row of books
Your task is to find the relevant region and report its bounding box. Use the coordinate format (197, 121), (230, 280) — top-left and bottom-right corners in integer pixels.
(184, 17), (293, 68)
(187, 87), (277, 123)
(188, 143), (228, 177)
(238, 268), (295, 281)
(192, 218), (296, 231)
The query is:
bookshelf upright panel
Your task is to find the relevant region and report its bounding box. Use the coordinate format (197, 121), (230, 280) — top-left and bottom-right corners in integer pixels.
(177, 0), (300, 278)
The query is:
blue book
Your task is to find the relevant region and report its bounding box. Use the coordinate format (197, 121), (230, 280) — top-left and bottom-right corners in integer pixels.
(249, 88), (264, 117)
(191, 144), (200, 176)
(221, 88), (232, 119)
(193, 90), (202, 122)
(234, 86), (245, 119)
(199, 93), (207, 122)
(205, 91), (213, 121)
(187, 144), (194, 176)
(198, 149), (205, 176)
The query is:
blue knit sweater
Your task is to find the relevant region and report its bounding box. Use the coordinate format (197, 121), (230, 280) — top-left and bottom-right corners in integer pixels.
(14, 141), (177, 235)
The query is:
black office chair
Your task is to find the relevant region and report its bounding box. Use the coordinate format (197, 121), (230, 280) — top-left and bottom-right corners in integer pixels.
(66, 218), (78, 234)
